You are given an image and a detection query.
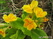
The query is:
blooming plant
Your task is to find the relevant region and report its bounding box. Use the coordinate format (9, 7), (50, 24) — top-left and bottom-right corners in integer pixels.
(0, 0), (49, 39)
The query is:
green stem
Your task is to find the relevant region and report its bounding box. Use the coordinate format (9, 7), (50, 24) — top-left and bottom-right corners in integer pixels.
(0, 23), (8, 27)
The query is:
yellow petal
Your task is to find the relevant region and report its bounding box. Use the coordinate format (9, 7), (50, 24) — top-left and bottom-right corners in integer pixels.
(24, 18), (33, 23)
(8, 13), (17, 21)
(30, 0), (38, 9)
(22, 5), (32, 13)
(0, 29), (5, 37)
(33, 23), (37, 29)
(24, 22), (29, 28)
(37, 11), (47, 17)
(2, 14), (9, 23)
(8, 13), (15, 18)
(43, 17), (49, 22)
(3, 14), (8, 20)
(34, 7), (43, 14)
(36, 11), (47, 18)
(27, 24), (33, 30)
(35, 12), (43, 18)
(42, 11), (47, 17)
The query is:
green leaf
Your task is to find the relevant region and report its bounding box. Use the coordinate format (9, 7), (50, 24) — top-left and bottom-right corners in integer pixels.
(10, 34), (16, 39)
(25, 36), (31, 39)
(32, 28), (48, 39)
(32, 14), (37, 20)
(31, 31), (41, 39)
(22, 28), (41, 39)
(6, 28), (17, 37)
(19, 27), (41, 39)
(21, 11), (29, 19)
(10, 30), (25, 39)
(2, 37), (11, 39)
(22, 28), (31, 36)
(22, 28), (48, 39)
(10, 17), (24, 29)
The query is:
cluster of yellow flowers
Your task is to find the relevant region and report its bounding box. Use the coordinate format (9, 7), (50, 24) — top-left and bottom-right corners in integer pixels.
(0, 0), (49, 37)
(22, 0), (47, 18)
(1, 1), (48, 37)
(22, 0), (48, 30)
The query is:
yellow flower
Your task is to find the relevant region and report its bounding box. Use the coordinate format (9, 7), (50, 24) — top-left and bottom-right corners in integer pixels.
(24, 18), (37, 30)
(0, 29), (5, 37)
(22, 5), (32, 13)
(43, 17), (49, 22)
(3, 13), (17, 23)
(22, 0), (38, 13)
(34, 7), (47, 18)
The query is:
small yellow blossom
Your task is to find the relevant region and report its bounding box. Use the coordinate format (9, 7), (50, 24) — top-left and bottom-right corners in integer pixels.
(24, 18), (37, 30)
(34, 7), (47, 18)
(22, 5), (32, 13)
(0, 29), (5, 37)
(43, 17), (49, 22)
(22, 0), (38, 13)
(3, 13), (17, 23)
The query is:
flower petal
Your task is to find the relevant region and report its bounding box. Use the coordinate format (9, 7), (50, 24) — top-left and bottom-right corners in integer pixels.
(22, 5), (32, 13)
(42, 11), (47, 17)
(30, 0), (38, 9)
(2, 14), (9, 23)
(34, 7), (43, 14)
(0, 29), (5, 37)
